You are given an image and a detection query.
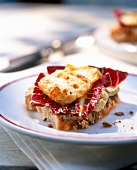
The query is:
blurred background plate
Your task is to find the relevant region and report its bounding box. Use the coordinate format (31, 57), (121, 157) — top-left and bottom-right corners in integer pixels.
(95, 26), (137, 65)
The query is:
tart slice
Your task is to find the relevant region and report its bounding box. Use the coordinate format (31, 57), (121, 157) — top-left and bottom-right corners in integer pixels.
(25, 64), (128, 130)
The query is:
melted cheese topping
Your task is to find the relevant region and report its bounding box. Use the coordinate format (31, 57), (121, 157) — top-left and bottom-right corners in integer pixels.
(38, 64), (102, 105)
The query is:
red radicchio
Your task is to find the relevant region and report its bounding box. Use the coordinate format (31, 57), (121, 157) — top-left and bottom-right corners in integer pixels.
(113, 9), (128, 27)
(47, 66), (65, 74)
(31, 72), (70, 114)
(113, 8), (123, 19)
(75, 79), (103, 117)
(101, 68), (128, 87)
(31, 66), (128, 117)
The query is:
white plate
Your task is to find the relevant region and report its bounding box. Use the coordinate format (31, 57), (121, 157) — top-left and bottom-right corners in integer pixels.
(96, 26), (137, 65)
(0, 74), (137, 145)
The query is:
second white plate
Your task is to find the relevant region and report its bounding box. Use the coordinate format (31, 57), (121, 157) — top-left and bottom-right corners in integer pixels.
(95, 26), (137, 65)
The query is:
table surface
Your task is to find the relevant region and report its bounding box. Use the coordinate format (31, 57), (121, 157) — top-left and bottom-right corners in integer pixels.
(0, 3), (137, 170)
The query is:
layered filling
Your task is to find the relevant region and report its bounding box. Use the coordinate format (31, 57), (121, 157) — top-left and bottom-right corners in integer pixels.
(28, 64), (128, 118)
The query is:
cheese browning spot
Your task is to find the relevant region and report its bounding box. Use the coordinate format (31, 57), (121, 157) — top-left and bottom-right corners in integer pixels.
(76, 74), (89, 83)
(72, 84), (79, 89)
(63, 89), (68, 94)
(57, 72), (63, 78)
(64, 76), (70, 80)
(50, 86), (61, 97)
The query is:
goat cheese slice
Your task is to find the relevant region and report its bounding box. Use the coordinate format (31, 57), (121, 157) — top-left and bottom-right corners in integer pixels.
(38, 64), (102, 105)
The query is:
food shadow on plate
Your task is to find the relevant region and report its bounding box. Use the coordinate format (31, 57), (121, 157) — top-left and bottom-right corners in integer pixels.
(26, 100), (137, 135)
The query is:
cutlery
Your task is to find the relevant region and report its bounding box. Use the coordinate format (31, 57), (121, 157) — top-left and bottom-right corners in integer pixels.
(0, 28), (95, 73)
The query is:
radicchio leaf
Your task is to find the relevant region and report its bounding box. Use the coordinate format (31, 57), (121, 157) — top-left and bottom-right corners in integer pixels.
(75, 79), (103, 117)
(75, 67), (128, 117)
(31, 73), (69, 114)
(113, 8), (123, 19)
(34, 73), (45, 86)
(113, 9), (128, 27)
(102, 68), (128, 87)
(47, 66), (65, 74)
